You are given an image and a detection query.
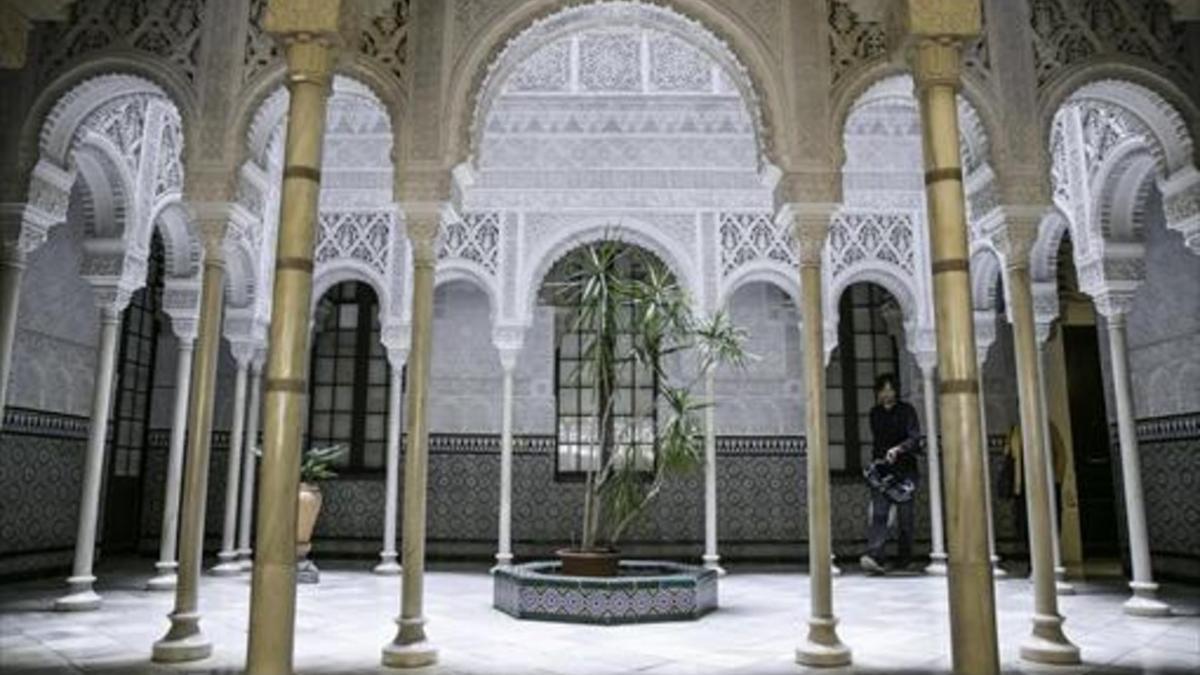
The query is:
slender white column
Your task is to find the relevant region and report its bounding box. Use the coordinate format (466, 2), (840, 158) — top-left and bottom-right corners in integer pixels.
(237, 352), (264, 570)
(55, 305), (123, 611)
(211, 351), (251, 575)
(0, 245), (27, 430)
(920, 361), (948, 575)
(147, 330), (197, 591)
(375, 354), (405, 575)
(976, 349), (1005, 577)
(702, 371), (723, 574)
(1102, 308), (1170, 616)
(1035, 330), (1073, 595)
(494, 353), (518, 568)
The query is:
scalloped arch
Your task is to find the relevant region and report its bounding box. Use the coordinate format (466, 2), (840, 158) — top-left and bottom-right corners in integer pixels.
(450, 0), (783, 171)
(435, 261), (500, 321)
(311, 260), (391, 318)
(719, 261), (802, 311)
(828, 264), (918, 325)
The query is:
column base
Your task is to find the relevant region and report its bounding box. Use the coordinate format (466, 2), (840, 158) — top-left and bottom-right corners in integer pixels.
(54, 576), (101, 611)
(375, 552), (402, 575)
(795, 617), (851, 667)
(1055, 580), (1076, 595)
(830, 559), (843, 577)
(151, 612), (212, 663)
(1019, 613), (1080, 665)
(382, 617), (438, 668)
(925, 553), (948, 575)
(1123, 582), (1170, 617)
(145, 562), (178, 591)
(701, 554), (726, 576)
(237, 550), (253, 571)
(297, 557), (320, 584)
(991, 556), (1008, 578)
(209, 551), (243, 577)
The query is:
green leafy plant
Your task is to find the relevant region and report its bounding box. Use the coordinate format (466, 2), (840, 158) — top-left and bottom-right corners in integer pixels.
(299, 445), (346, 484)
(548, 238), (749, 550)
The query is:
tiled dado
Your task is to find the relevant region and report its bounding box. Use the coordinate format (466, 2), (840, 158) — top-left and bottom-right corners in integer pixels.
(0, 408), (89, 579)
(1114, 411), (1200, 580)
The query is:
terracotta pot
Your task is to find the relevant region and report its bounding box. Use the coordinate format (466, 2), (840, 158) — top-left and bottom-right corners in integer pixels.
(556, 548), (620, 577)
(296, 482), (323, 559)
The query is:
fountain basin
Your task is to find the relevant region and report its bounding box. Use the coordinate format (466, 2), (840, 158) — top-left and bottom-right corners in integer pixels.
(493, 560), (717, 624)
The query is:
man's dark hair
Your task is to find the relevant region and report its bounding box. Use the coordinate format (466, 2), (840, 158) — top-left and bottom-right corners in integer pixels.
(874, 373), (899, 393)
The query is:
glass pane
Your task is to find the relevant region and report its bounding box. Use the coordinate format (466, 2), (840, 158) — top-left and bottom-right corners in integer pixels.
(332, 414), (352, 440)
(366, 385), (388, 412)
(336, 359), (355, 383)
(364, 442), (384, 469)
(337, 331), (357, 350)
(561, 391), (577, 415)
(368, 359), (387, 385)
(855, 335), (873, 355)
(857, 389), (876, 412)
(829, 416), (844, 442)
(312, 413), (331, 438)
(312, 386), (332, 411)
(829, 444), (845, 470)
(856, 363), (875, 384)
(316, 332), (335, 353)
(827, 392), (843, 414)
(876, 335), (894, 354)
(334, 386), (353, 411)
(613, 389), (631, 415)
(365, 415), (385, 441)
(339, 304), (359, 328)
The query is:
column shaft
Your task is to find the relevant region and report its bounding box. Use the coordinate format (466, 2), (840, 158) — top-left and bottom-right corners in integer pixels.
(496, 363), (515, 566)
(913, 42), (999, 673)
(54, 309), (121, 611)
(702, 371), (720, 570)
(921, 365), (947, 573)
(1106, 314), (1169, 616)
(795, 258), (850, 666)
(148, 336), (195, 591)
(237, 359), (263, 567)
(1036, 342), (1071, 593)
(1009, 265), (1078, 663)
(246, 37), (334, 674)
(213, 359), (250, 574)
(0, 250), (27, 427)
(382, 229), (438, 667)
(152, 245), (225, 662)
(375, 363), (402, 574)
(975, 371), (1001, 570)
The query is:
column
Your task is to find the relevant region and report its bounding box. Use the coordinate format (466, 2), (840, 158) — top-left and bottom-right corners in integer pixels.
(375, 351), (405, 575)
(152, 214), (228, 662)
(918, 359), (947, 575)
(146, 325), (197, 591)
(0, 241), (27, 429)
(381, 214), (439, 668)
(975, 345), (1004, 577)
(1001, 219), (1080, 664)
(899, 4), (1000, 670)
(1036, 324), (1073, 595)
(237, 351), (265, 569)
(792, 206), (851, 667)
(54, 303), (124, 611)
(245, 21), (338, 674)
(211, 348), (252, 575)
(494, 345), (519, 568)
(702, 370), (723, 573)
(1099, 301), (1170, 617)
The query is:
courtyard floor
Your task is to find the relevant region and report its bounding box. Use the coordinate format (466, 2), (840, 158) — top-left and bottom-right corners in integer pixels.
(1, 559), (1197, 674)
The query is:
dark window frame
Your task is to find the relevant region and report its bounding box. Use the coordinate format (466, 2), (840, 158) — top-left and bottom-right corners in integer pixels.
(307, 281), (391, 474)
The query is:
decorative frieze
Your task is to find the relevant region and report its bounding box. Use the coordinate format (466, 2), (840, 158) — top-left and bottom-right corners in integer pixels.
(1, 407), (89, 440)
(439, 211), (501, 275)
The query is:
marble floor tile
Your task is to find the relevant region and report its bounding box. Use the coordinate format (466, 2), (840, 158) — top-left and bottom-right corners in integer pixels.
(1, 558), (1197, 674)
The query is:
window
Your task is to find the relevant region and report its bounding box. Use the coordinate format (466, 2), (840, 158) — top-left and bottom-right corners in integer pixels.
(548, 246), (659, 480)
(110, 233), (165, 479)
(308, 281), (391, 472)
(828, 283), (901, 472)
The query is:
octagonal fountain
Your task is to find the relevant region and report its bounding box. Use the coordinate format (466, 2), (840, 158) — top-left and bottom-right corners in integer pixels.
(493, 561), (717, 625)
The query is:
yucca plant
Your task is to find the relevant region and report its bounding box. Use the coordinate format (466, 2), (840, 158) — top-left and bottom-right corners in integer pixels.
(549, 238), (748, 551)
(299, 445), (346, 484)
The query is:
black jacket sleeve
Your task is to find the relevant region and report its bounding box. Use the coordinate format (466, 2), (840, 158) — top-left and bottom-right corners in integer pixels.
(897, 403), (921, 455)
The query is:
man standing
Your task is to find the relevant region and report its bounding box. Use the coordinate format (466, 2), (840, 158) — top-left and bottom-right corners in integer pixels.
(860, 373), (922, 575)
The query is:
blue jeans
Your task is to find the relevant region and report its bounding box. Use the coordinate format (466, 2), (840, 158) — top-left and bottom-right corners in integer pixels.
(865, 478), (918, 564)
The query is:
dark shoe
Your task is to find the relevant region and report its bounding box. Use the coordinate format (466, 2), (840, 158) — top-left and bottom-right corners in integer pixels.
(860, 555), (885, 576)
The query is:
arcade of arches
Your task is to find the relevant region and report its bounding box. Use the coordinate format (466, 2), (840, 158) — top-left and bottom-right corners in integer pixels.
(0, 1), (1197, 674)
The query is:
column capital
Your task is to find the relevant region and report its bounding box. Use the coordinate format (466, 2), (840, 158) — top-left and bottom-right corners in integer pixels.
(779, 203), (835, 267)
(185, 202), (235, 264)
(915, 350), (939, 373)
(170, 317), (199, 344)
(403, 204), (443, 265)
(889, 0), (982, 91)
(1092, 291), (1137, 321)
(1160, 166), (1200, 256)
(493, 325), (526, 373)
(991, 205), (1048, 270)
(228, 339), (261, 368)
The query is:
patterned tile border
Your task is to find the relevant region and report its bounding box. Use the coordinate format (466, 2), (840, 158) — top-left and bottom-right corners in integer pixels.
(1117, 411), (1200, 443)
(494, 560), (717, 624)
(1, 407), (89, 440)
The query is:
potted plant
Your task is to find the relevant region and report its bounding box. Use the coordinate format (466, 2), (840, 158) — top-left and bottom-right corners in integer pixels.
(549, 240), (748, 576)
(296, 444), (345, 583)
